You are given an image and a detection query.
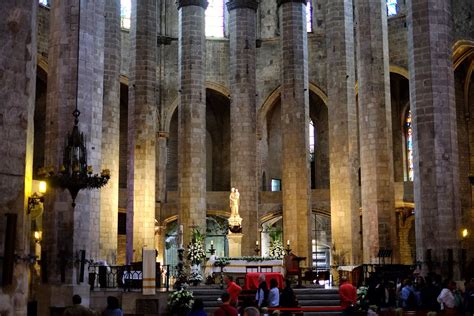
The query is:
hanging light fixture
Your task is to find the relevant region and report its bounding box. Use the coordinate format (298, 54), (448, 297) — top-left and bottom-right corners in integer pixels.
(38, 1), (109, 207)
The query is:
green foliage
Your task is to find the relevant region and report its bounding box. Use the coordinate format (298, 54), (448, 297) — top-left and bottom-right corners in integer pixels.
(167, 289), (193, 314)
(264, 225), (283, 242)
(214, 256), (281, 262)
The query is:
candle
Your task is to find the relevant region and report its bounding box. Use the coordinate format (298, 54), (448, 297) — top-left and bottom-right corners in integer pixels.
(287, 240), (290, 246)
(211, 240), (214, 246)
(256, 240), (259, 246)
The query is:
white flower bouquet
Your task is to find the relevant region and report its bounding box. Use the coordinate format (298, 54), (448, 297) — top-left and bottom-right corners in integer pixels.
(269, 239), (285, 259)
(167, 288), (194, 314)
(187, 228), (206, 265)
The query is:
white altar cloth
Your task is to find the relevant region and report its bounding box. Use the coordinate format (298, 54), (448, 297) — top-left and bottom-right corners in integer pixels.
(205, 259), (284, 275)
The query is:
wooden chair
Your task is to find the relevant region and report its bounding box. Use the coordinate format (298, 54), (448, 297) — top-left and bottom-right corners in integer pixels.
(284, 253), (306, 287)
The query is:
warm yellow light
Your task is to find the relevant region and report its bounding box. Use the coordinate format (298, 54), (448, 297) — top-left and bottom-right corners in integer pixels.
(462, 229), (468, 238)
(39, 181), (47, 194)
(34, 231), (42, 241)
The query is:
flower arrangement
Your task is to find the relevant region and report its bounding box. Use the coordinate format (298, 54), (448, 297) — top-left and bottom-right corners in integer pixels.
(167, 288), (194, 315)
(187, 228), (206, 265)
(269, 239), (285, 259)
(189, 265), (204, 284)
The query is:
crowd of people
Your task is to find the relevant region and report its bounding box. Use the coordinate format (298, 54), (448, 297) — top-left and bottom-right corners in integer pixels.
(62, 295), (123, 316)
(355, 273), (474, 315)
(61, 272), (474, 316)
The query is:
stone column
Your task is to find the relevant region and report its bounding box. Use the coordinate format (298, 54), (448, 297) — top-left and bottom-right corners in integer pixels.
(40, 0), (104, 310)
(0, 2), (37, 315)
(100, 0), (121, 264)
(407, 0), (461, 278)
(278, 0), (311, 260)
(327, 0), (361, 265)
(177, 0), (208, 245)
(227, 0), (258, 256)
(126, 0), (157, 263)
(355, 0), (396, 263)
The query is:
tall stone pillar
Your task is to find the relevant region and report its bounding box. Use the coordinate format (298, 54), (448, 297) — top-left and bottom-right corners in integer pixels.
(100, 0), (121, 264)
(327, 0), (361, 265)
(126, 0), (157, 263)
(355, 0), (396, 263)
(407, 0), (461, 278)
(177, 0), (208, 245)
(278, 0), (311, 260)
(227, 0), (259, 256)
(40, 0), (104, 311)
(0, 2), (37, 315)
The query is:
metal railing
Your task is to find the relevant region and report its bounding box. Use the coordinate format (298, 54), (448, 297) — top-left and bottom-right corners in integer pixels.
(88, 263), (176, 291)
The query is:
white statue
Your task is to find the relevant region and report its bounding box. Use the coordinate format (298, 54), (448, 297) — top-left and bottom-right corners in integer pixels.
(229, 187), (240, 217)
(228, 188), (242, 229)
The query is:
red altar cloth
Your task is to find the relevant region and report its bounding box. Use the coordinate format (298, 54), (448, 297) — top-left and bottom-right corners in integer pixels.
(243, 272), (285, 290)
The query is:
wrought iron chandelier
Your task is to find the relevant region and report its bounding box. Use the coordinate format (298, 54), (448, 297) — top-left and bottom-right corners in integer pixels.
(38, 109), (110, 207)
(38, 2), (109, 207)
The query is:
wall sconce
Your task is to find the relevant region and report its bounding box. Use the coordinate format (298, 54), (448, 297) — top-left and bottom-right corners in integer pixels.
(34, 231), (42, 244)
(28, 181), (47, 214)
(461, 228), (469, 239)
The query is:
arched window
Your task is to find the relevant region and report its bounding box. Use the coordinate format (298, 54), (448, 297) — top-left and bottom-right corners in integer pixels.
(121, 0), (131, 29)
(39, 0), (50, 6)
(405, 110), (413, 181)
(309, 120), (316, 188)
(306, 0), (313, 32)
(309, 120), (316, 162)
(206, 0), (225, 38)
(386, 0), (398, 16)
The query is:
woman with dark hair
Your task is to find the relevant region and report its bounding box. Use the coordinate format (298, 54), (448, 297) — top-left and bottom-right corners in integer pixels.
(102, 296), (123, 316)
(188, 298), (207, 316)
(280, 279), (298, 316)
(268, 278), (280, 307)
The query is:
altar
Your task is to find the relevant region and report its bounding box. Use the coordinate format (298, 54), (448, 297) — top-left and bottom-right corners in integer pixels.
(204, 258), (284, 275)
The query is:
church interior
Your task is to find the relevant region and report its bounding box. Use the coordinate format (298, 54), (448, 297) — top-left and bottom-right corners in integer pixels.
(0, 0), (473, 314)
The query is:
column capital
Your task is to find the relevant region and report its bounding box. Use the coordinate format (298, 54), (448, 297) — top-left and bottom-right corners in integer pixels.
(226, 0), (258, 11)
(177, 0), (208, 10)
(277, 0), (307, 7)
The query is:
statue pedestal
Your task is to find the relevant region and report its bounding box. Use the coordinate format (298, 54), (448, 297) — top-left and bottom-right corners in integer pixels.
(228, 233), (243, 257)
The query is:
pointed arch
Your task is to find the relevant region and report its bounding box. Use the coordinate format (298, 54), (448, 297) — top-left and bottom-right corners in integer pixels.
(163, 82), (230, 133)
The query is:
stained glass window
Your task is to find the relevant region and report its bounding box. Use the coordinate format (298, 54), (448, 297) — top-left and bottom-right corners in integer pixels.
(405, 110), (413, 181)
(386, 0), (398, 16)
(306, 1), (313, 32)
(121, 0), (131, 30)
(206, 0), (225, 37)
(39, 0), (50, 6)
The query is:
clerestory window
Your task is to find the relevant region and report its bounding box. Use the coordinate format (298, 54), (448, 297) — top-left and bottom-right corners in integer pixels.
(206, 0), (225, 38)
(386, 0), (398, 16)
(121, 0), (131, 30)
(306, 0), (313, 32)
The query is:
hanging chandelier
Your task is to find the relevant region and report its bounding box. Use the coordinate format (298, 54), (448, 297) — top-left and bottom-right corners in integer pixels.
(38, 1), (109, 207)
(38, 109), (110, 207)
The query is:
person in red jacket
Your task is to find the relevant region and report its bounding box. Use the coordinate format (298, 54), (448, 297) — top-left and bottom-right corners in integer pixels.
(225, 275), (242, 307)
(339, 276), (357, 316)
(214, 292), (239, 316)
